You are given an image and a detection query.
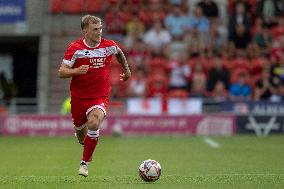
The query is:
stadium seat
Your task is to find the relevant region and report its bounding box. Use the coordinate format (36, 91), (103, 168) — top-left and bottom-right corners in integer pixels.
(230, 68), (250, 83)
(188, 56), (210, 72)
(167, 89), (189, 98)
(50, 0), (62, 13)
(148, 57), (168, 74)
(188, 57), (201, 70)
(85, 0), (105, 13)
(251, 57), (268, 76)
(231, 58), (251, 72)
(62, 0), (84, 13)
(147, 74), (168, 97)
(271, 26), (284, 39)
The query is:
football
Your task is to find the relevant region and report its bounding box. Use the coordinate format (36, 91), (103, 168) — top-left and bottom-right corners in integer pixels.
(138, 159), (161, 182)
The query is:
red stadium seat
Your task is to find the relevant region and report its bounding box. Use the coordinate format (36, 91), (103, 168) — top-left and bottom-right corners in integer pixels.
(230, 68), (250, 83)
(146, 74), (168, 97)
(148, 57), (168, 74)
(149, 57), (167, 66)
(271, 26), (284, 39)
(50, 0), (62, 13)
(85, 0), (105, 13)
(167, 89), (189, 98)
(231, 58), (251, 72)
(251, 57), (268, 75)
(188, 56), (210, 72)
(62, 0), (84, 13)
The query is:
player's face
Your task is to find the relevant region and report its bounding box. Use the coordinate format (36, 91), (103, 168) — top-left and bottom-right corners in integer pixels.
(86, 23), (102, 43)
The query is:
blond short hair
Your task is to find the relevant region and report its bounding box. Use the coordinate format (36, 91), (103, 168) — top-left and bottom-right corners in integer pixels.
(81, 15), (102, 30)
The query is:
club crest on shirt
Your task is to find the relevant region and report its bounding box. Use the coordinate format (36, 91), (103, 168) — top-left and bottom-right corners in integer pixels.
(104, 46), (117, 56)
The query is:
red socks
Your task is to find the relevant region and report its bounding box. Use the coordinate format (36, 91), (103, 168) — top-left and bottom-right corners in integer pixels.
(82, 130), (99, 162)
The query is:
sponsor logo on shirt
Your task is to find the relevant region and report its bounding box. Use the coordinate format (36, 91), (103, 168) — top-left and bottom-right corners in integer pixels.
(90, 57), (106, 68)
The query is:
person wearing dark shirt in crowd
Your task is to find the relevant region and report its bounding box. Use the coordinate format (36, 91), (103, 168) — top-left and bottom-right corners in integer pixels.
(254, 67), (277, 100)
(207, 55), (230, 91)
(229, 23), (251, 49)
(271, 54), (284, 84)
(0, 72), (15, 106)
(228, 2), (251, 42)
(228, 0), (254, 16)
(197, 0), (219, 19)
(254, 23), (273, 50)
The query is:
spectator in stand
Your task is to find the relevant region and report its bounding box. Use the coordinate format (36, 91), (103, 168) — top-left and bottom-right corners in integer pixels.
(271, 54), (284, 84)
(252, 17), (264, 35)
(271, 17), (284, 39)
(211, 80), (228, 102)
(190, 61), (207, 97)
(126, 37), (150, 71)
(207, 55), (230, 91)
(184, 26), (206, 56)
(126, 13), (145, 39)
(140, 0), (166, 28)
(187, 5), (210, 34)
(168, 0), (189, 13)
(105, 5), (129, 43)
(197, 0), (219, 19)
(254, 67), (277, 101)
(143, 20), (172, 55)
(271, 35), (284, 63)
(147, 75), (168, 97)
(0, 72), (16, 106)
(168, 53), (191, 91)
(270, 80), (284, 102)
(227, 0), (255, 16)
(229, 72), (252, 101)
(186, 5), (210, 51)
(229, 23), (251, 50)
(164, 5), (188, 40)
(256, 0), (281, 27)
(124, 13), (145, 50)
(163, 38), (187, 58)
(209, 20), (226, 51)
(228, 2), (251, 43)
(254, 23), (273, 53)
(127, 68), (147, 97)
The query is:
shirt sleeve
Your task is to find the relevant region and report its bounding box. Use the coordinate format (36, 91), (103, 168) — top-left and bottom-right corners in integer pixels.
(109, 40), (118, 55)
(62, 44), (77, 67)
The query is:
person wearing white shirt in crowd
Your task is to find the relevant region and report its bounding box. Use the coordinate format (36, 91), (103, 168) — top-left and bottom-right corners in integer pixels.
(143, 20), (172, 55)
(168, 53), (191, 91)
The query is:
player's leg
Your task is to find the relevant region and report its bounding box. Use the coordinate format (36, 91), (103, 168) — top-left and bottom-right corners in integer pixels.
(70, 97), (88, 145)
(79, 107), (105, 177)
(82, 108), (105, 162)
(74, 125), (88, 145)
(70, 96), (93, 177)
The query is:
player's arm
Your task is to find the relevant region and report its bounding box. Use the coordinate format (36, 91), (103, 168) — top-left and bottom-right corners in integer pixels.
(58, 63), (89, 78)
(115, 47), (131, 81)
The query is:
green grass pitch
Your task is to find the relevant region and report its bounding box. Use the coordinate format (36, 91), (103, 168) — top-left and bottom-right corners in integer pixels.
(0, 135), (283, 189)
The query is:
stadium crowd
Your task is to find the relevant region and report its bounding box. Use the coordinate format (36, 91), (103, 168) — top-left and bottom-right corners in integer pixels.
(51, 0), (284, 102)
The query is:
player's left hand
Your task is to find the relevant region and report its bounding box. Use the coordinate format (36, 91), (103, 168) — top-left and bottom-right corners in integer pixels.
(120, 70), (131, 81)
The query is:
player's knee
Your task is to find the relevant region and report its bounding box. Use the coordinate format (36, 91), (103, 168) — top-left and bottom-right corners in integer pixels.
(88, 118), (100, 130)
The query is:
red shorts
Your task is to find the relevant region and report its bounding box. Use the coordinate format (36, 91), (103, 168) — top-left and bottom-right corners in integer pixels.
(71, 96), (109, 128)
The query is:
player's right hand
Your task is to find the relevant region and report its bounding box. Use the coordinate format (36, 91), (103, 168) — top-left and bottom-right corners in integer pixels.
(76, 65), (89, 75)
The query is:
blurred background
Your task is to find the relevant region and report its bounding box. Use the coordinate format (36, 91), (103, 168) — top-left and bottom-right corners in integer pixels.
(0, 0), (283, 136)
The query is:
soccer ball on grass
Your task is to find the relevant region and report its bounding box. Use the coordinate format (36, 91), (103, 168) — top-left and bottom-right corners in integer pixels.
(138, 159), (161, 182)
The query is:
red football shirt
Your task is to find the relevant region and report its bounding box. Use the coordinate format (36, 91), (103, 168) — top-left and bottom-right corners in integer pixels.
(63, 38), (118, 98)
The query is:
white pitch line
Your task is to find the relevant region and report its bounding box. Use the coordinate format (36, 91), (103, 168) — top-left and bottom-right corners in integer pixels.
(203, 137), (220, 148)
